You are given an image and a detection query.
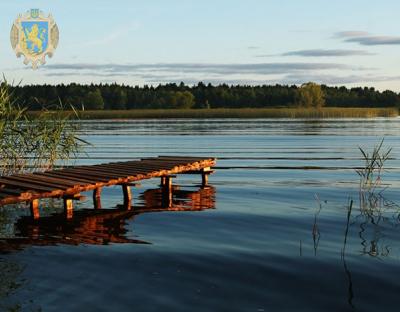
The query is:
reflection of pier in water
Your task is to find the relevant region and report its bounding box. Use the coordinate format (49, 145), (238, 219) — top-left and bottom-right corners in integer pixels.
(0, 185), (216, 252)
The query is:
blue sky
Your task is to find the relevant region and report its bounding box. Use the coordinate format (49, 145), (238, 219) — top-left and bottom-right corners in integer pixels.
(2, 0), (400, 90)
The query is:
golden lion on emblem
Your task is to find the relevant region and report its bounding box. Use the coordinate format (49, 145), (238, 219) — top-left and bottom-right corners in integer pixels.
(21, 24), (46, 54)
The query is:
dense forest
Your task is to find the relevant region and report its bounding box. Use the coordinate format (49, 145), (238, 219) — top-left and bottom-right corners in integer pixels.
(7, 82), (400, 110)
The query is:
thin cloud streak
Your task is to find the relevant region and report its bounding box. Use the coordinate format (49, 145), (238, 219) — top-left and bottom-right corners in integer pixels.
(346, 36), (400, 46)
(43, 62), (353, 76)
(282, 73), (400, 85)
(336, 31), (400, 46)
(335, 31), (370, 38)
(259, 49), (374, 57)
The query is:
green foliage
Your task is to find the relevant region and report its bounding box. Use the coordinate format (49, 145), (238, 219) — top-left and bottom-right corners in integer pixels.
(8, 82), (400, 111)
(170, 91), (195, 109)
(100, 85), (127, 110)
(83, 88), (104, 110)
(0, 83), (87, 175)
(296, 82), (325, 108)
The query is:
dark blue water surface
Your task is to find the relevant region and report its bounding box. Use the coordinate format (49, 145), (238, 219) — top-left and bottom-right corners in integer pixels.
(1, 118), (400, 311)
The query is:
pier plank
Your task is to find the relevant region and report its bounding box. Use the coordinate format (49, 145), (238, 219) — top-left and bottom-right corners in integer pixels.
(0, 156), (216, 208)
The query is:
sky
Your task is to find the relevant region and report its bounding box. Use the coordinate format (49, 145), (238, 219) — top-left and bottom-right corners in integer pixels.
(2, 0), (400, 91)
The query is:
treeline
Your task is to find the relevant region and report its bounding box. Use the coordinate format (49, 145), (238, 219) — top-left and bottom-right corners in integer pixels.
(7, 82), (400, 110)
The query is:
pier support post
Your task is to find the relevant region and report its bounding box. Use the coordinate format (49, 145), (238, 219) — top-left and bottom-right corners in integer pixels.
(64, 198), (73, 219)
(161, 176), (173, 208)
(201, 173), (209, 187)
(122, 184), (132, 210)
(160, 176), (167, 187)
(199, 167), (213, 187)
(30, 199), (40, 220)
(93, 187), (102, 209)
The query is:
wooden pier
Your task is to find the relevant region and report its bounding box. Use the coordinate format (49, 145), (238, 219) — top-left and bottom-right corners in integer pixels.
(0, 156), (216, 220)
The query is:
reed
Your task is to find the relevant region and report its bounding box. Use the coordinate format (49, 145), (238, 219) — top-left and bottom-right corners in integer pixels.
(61, 107), (399, 119)
(355, 138), (391, 193)
(312, 194), (323, 255)
(0, 83), (87, 176)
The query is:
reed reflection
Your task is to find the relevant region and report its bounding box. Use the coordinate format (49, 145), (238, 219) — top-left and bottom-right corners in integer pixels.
(333, 191), (398, 310)
(310, 192), (399, 310)
(0, 185), (216, 252)
(356, 192), (399, 258)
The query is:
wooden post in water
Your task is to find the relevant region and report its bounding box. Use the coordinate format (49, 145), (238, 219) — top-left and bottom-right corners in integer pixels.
(93, 187), (102, 209)
(30, 199), (40, 220)
(202, 172), (209, 187)
(64, 198), (73, 219)
(161, 176), (173, 208)
(201, 167), (211, 187)
(165, 176), (172, 192)
(122, 184), (132, 210)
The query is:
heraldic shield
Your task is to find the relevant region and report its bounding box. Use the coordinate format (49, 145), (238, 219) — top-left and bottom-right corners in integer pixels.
(10, 9), (59, 69)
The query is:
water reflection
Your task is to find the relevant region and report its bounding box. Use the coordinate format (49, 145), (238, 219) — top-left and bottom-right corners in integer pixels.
(309, 191), (400, 310)
(0, 186), (216, 252)
(341, 198), (355, 309)
(312, 195), (322, 256)
(356, 192), (399, 259)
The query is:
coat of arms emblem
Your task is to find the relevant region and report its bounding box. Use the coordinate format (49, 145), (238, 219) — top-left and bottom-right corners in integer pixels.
(10, 9), (59, 69)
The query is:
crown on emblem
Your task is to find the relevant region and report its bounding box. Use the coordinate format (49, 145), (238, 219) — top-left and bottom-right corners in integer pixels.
(30, 9), (40, 18)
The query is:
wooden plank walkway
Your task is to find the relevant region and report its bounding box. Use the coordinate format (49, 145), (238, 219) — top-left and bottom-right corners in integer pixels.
(0, 156), (216, 219)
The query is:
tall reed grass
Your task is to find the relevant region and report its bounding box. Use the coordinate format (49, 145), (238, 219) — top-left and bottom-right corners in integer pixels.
(0, 83), (87, 176)
(64, 107), (399, 119)
(355, 139), (391, 193)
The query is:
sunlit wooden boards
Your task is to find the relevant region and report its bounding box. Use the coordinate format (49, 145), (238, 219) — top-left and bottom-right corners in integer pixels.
(0, 156), (216, 207)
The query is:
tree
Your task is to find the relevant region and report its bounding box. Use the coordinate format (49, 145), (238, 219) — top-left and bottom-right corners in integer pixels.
(296, 82), (325, 108)
(83, 89), (104, 110)
(9, 81), (400, 111)
(170, 91), (195, 109)
(110, 88), (127, 110)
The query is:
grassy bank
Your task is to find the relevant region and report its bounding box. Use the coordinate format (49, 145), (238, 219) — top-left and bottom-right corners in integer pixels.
(77, 107), (398, 119)
(28, 107), (399, 119)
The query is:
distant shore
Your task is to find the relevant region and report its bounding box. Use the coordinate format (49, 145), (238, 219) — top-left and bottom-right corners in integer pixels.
(77, 107), (398, 119)
(29, 107), (399, 119)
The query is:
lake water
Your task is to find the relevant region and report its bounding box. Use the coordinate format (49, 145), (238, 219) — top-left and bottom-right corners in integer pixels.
(1, 118), (400, 311)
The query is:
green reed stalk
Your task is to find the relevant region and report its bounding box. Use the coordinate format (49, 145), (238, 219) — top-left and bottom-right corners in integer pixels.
(0, 82), (87, 176)
(355, 138), (391, 193)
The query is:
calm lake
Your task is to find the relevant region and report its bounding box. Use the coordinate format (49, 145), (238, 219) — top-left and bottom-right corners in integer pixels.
(1, 118), (400, 311)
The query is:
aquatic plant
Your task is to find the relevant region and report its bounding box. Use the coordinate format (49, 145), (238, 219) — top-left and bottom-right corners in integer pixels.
(0, 81), (87, 175)
(68, 107), (398, 119)
(312, 194), (323, 255)
(355, 138), (391, 193)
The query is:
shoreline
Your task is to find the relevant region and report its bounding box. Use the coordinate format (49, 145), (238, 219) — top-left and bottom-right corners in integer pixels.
(29, 107), (399, 119)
